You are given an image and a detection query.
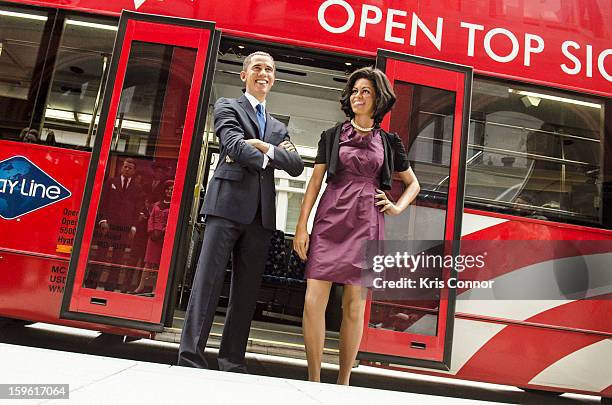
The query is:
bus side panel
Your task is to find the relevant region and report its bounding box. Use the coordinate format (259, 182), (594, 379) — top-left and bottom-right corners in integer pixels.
(1, 253), (70, 320)
(0, 141), (90, 257)
(453, 318), (611, 396)
(0, 252), (150, 337)
(368, 212), (612, 395)
(374, 316), (610, 396)
(0, 141), (150, 336)
(458, 212), (612, 334)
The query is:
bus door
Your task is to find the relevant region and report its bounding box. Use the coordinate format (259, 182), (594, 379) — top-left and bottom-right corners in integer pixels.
(60, 11), (219, 331)
(359, 50), (472, 369)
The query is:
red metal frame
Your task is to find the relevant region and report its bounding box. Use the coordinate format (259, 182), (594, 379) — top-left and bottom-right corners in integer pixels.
(360, 55), (469, 363)
(65, 17), (212, 323)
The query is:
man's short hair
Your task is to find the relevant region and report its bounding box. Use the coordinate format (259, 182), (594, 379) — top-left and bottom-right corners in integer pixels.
(340, 67), (397, 124)
(123, 158), (137, 168)
(242, 51), (274, 71)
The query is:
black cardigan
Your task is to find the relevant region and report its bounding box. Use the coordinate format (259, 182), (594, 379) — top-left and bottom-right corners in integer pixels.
(314, 123), (411, 190)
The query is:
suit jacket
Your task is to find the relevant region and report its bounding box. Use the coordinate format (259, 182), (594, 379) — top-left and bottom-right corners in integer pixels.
(315, 123), (410, 190)
(98, 176), (143, 228)
(143, 177), (168, 204)
(201, 95), (304, 230)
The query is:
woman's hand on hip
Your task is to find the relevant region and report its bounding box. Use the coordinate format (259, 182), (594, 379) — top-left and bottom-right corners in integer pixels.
(375, 188), (401, 216)
(293, 227), (310, 261)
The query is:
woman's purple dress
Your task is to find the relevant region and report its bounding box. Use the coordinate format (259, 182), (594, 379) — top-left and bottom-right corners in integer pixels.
(305, 121), (384, 286)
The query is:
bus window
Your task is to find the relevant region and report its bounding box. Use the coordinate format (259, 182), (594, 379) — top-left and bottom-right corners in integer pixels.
(41, 16), (117, 149)
(0, 5), (51, 141)
(271, 169), (320, 234)
(465, 78), (607, 228)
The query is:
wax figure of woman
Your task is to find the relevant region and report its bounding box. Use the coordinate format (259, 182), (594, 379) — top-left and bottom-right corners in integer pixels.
(135, 180), (174, 294)
(293, 67), (420, 385)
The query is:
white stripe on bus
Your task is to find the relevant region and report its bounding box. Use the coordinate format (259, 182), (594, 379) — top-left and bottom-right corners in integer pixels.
(456, 253), (612, 320)
(460, 213), (508, 237)
(528, 339), (612, 392)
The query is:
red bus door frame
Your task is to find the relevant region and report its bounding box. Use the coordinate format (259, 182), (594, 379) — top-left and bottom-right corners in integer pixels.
(358, 50), (472, 370)
(61, 11), (220, 331)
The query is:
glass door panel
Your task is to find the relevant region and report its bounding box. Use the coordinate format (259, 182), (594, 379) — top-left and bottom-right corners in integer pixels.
(61, 11), (218, 330)
(359, 50), (472, 368)
(82, 41), (196, 298)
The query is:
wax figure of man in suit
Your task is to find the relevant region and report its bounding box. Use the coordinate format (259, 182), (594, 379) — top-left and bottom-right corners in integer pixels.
(178, 52), (304, 372)
(93, 158), (144, 291)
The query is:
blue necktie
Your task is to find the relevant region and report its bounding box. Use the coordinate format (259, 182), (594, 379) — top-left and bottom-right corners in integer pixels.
(255, 104), (266, 140)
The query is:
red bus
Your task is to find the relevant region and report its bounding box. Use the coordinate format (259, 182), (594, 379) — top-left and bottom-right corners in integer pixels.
(0, 0), (610, 401)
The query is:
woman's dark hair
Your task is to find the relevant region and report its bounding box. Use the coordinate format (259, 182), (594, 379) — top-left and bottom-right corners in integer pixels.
(163, 180), (174, 191)
(340, 67), (396, 124)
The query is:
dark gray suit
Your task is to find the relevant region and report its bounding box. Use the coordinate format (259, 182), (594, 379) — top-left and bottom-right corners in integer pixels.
(178, 95), (303, 371)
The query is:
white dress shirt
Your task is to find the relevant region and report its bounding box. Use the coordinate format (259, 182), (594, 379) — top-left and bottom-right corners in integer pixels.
(120, 175), (131, 189)
(244, 92), (275, 168)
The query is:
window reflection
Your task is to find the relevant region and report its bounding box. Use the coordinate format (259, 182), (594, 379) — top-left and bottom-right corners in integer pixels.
(0, 6), (49, 140)
(372, 82), (458, 338)
(369, 304), (438, 336)
(466, 79), (604, 226)
(83, 41), (198, 296)
(41, 16), (117, 148)
(386, 82), (456, 244)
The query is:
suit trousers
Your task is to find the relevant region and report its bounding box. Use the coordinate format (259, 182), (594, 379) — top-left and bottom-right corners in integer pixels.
(177, 212), (272, 372)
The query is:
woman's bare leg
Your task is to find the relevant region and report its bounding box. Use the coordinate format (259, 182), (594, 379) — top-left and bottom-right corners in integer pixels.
(337, 285), (366, 385)
(303, 279), (332, 382)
